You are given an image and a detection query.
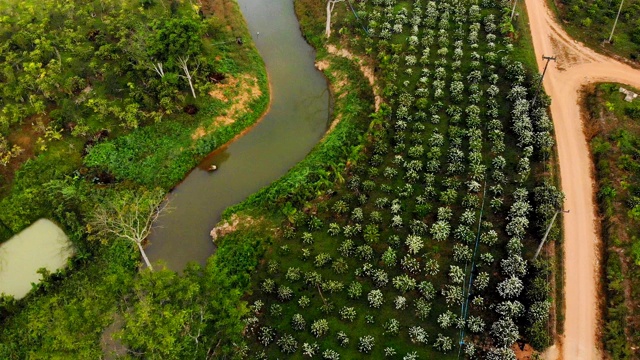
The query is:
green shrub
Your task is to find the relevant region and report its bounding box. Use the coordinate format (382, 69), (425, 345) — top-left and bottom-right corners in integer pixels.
(526, 320), (551, 350)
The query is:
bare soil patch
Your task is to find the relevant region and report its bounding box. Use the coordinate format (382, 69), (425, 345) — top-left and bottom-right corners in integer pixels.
(513, 343), (536, 360)
(192, 74), (262, 140)
(1, 115), (48, 187)
(100, 313), (127, 360)
(315, 58), (351, 141)
(325, 44), (382, 111)
(210, 214), (260, 242)
(210, 74), (262, 126)
(315, 45), (382, 141)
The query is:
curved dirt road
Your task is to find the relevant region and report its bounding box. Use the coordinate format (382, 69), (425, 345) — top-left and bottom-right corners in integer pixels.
(523, 0), (640, 358)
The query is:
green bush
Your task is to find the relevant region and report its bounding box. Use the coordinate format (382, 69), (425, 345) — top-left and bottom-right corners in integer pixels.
(526, 320), (551, 350)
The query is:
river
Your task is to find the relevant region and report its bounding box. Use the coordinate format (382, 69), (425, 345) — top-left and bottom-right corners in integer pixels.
(145, 0), (330, 270)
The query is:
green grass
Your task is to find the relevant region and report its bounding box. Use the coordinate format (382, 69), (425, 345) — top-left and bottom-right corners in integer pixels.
(511, 0), (540, 73)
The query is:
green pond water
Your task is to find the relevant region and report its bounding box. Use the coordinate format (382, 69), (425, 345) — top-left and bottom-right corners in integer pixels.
(145, 0), (331, 270)
(0, 219), (73, 299)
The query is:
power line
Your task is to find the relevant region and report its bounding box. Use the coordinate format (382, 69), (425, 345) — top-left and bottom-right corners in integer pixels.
(345, 0), (369, 35)
(457, 179), (487, 359)
(608, 0), (625, 43)
(510, 0), (519, 21)
(533, 209), (569, 261)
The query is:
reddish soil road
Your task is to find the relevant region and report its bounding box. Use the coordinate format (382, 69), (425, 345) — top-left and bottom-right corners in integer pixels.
(523, 0), (640, 359)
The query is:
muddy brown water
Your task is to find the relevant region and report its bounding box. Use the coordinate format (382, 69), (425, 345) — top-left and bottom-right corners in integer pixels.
(145, 0), (330, 270)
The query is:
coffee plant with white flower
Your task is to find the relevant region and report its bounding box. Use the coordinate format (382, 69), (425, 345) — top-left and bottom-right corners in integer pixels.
(247, 0), (560, 357)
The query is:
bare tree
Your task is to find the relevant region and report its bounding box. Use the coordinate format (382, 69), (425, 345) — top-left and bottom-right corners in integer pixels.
(326, 0), (345, 38)
(177, 55), (197, 98)
(150, 62), (165, 78)
(89, 190), (169, 270)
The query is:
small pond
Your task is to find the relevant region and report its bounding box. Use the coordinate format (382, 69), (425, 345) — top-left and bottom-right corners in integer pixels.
(0, 219), (74, 299)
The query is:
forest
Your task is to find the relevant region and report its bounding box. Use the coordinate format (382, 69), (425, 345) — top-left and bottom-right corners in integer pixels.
(0, 0), (268, 239)
(0, 0), (270, 358)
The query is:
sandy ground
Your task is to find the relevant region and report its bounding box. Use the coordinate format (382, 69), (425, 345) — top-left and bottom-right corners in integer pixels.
(325, 44), (382, 111)
(315, 44), (382, 141)
(523, 0), (640, 358)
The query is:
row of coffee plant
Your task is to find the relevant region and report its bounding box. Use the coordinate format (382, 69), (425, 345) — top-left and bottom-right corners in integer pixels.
(241, 0), (562, 358)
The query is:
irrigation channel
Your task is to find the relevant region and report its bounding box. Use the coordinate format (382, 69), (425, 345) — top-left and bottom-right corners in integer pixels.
(145, 0), (331, 270)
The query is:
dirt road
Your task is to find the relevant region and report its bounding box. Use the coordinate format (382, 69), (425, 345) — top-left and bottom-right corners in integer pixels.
(523, 0), (640, 358)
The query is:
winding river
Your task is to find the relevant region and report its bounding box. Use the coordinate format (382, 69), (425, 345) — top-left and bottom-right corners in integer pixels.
(146, 0), (330, 270)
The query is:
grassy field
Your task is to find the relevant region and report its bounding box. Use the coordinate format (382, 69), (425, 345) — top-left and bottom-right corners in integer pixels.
(584, 83), (640, 359)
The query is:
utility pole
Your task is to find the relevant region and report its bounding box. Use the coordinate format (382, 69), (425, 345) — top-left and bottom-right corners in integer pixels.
(533, 209), (570, 261)
(532, 55), (557, 106)
(510, 0), (518, 21)
(608, 0), (625, 43)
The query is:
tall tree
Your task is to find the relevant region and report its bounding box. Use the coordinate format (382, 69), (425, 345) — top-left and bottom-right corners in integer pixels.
(177, 55), (197, 98)
(149, 17), (203, 64)
(89, 189), (168, 270)
(326, 0), (345, 37)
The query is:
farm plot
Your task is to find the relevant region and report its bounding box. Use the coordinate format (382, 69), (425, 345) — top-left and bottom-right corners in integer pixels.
(243, 0), (561, 358)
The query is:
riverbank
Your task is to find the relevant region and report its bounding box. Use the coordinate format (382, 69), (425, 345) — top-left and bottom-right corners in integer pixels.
(102, 0), (375, 356)
(0, 0), (373, 355)
(0, 0), (269, 242)
(144, 0), (331, 270)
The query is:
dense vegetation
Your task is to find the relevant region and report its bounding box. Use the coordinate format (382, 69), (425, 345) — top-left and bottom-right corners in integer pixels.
(0, 0), (268, 240)
(0, 0), (270, 357)
(585, 83), (640, 359)
(553, 0), (640, 62)
(235, 0), (562, 358)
